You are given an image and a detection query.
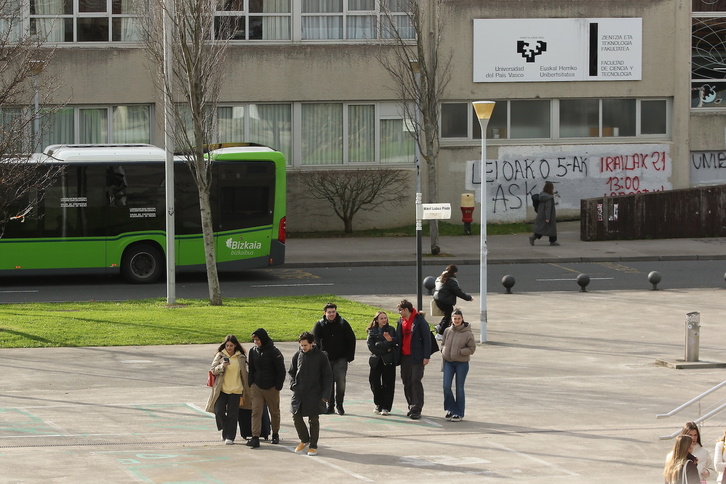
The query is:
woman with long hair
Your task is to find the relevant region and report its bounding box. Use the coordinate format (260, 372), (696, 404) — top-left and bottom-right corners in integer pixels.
(678, 422), (714, 482)
(366, 311), (398, 416)
(205, 334), (250, 445)
(714, 428), (726, 484)
(433, 264), (473, 336)
(664, 434), (700, 484)
(440, 309), (476, 422)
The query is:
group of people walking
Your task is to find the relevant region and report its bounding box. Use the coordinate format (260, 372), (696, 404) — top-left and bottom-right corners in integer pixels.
(206, 292), (477, 455)
(663, 421), (726, 483)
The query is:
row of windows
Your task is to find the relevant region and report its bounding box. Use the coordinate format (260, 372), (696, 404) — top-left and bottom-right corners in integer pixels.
(1, 0), (413, 43)
(692, 1), (726, 107)
(2, 98), (672, 165)
(442, 99), (670, 141)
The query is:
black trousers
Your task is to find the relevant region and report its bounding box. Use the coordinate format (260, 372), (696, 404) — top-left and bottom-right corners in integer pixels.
(214, 392), (241, 441)
(368, 359), (395, 412)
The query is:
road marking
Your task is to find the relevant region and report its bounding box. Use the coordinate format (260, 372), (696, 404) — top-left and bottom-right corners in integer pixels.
(251, 283), (334, 288)
(284, 445), (374, 481)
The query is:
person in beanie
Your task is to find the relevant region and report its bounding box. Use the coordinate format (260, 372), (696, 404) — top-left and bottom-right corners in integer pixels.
(246, 328), (285, 449)
(290, 331), (333, 456)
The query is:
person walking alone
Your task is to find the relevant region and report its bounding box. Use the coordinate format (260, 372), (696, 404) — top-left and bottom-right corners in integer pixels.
(433, 264), (473, 337)
(440, 309), (476, 422)
(366, 311), (398, 416)
(289, 331), (333, 457)
(312, 303), (356, 415)
(529, 181), (559, 246)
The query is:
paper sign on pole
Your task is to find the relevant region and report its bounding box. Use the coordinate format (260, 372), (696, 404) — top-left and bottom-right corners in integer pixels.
(422, 203), (452, 220)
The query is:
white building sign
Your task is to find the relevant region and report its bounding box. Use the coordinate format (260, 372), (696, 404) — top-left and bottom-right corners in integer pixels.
(473, 18), (642, 83)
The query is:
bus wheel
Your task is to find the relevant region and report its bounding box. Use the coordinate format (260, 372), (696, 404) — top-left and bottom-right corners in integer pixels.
(121, 244), (163, 284)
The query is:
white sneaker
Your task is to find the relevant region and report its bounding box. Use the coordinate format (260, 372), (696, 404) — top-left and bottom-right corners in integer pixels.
(225, 439), (234, 445)
(451, 415), (462, 422)
(374, 407), (381, 414)
(380, 409), (389, 416)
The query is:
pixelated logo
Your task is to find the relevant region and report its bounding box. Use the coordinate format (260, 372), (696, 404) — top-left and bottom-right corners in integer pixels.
(517, 40), (547, 63)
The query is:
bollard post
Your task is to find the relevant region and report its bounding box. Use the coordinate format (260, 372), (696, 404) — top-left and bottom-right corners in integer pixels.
(685, 311), (700, 362)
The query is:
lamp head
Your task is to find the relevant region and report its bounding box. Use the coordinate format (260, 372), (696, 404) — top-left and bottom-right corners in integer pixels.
(472, 101), (496, 120)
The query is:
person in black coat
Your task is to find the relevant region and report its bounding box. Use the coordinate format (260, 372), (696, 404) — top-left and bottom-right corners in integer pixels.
(312, 302), (356, 415)
(433, 264), (473, 335)
(246, 328), (285, 449)
(395, 299), (432, 420)
(289, 331), (333, 456)
(366, 311), (398, 416)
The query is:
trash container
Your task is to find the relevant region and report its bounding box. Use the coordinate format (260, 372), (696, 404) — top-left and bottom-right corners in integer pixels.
(685, 311), (700, 362)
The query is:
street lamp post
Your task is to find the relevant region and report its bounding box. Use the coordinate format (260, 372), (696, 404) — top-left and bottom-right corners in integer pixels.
(472, 101), (495, 343)
(410, 59), (423, 311)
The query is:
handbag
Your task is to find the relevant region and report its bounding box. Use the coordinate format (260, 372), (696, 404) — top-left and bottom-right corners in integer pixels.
(206, 370), (216, 387)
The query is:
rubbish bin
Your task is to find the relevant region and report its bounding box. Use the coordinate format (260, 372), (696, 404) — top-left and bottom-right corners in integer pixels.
(685, 311), (700, 362)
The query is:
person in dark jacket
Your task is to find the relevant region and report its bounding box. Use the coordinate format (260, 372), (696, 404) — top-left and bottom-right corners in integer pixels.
(529, 181), (559, 246)
(312, 302), (356, 415)
(433, 264), (473, 335)
(246, 328), (285, 449)
(366, 311), (398, 416)
(395, 299), (432, 420)
(289, 331), (333, 457)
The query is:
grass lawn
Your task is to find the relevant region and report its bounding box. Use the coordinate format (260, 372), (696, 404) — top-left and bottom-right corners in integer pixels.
(0, 295), (384, 349)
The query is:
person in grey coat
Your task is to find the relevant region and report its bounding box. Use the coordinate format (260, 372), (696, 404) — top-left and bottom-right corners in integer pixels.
(289, 331), (333, 456)
(529, 181), (559, 246)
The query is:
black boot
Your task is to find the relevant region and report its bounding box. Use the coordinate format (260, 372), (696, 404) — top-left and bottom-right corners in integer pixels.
(326, 404), (335, 414)
(271, 433), (279, 444)
(245, 436), (260, 448)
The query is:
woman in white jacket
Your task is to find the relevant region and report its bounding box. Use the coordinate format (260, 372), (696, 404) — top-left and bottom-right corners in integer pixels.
(714, 427), (726, 484)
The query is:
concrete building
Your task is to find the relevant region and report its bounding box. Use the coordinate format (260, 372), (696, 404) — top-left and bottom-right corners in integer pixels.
(5, 0), (725, 232)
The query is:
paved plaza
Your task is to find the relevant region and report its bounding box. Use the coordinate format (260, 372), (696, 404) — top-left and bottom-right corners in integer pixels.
(2, 288), (726, 483)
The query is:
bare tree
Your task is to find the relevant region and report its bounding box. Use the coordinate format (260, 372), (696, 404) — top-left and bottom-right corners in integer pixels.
(0, 0), (61, 236)
(141, 0), (234, 305)
(295, 168), (410, 234)
(378, 0), (452, 254)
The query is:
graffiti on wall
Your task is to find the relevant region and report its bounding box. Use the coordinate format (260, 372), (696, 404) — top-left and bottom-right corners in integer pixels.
(690, 150), (726, 186)
(466, 144), (671, 222)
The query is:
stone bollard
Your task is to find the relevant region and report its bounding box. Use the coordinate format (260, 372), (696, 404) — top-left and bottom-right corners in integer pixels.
(685, 311), (700, 362)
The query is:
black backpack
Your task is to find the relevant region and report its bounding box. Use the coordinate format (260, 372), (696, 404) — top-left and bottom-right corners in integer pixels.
(531, 193), (540, 213)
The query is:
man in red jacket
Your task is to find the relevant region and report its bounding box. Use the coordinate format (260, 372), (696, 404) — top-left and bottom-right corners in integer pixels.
(395, 299), (432, 420)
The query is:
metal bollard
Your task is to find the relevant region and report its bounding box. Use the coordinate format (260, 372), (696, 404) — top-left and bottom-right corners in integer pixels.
(685, 311), (700, 362)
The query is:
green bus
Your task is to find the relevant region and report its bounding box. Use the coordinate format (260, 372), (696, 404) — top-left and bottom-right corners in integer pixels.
(1, 144), (286, 283)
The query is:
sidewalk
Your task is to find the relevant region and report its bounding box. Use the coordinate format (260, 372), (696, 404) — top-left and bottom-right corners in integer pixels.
(284, 221), (726, 267)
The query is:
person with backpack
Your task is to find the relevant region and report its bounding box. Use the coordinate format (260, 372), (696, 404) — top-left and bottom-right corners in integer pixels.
(433, 264), (473, 337)
(529, 181), (559, 246)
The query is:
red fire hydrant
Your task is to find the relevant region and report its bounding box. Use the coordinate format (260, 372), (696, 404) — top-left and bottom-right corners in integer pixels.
(460, 193), (475, 235)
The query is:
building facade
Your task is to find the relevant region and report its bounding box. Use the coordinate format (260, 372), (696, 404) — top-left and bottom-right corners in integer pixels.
(4, 0), (724, 232)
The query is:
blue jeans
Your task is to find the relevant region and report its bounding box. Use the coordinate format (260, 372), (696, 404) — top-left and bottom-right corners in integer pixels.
(443, 360), (469, 417)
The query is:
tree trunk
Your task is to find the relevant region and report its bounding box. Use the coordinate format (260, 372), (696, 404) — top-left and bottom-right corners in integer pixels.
(199, 185), (222, 306)
(344, 217), (353, 234)
(426, 151), (440, 254)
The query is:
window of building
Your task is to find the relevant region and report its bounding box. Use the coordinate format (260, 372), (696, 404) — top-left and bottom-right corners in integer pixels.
(692, 2), (726, 107)
(300, 0), (412, 41)
(37, 105), (151, 147)
(29, 0), (142, 42)
(441, 99), (669, 141)
(214, 0), (291, 41)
